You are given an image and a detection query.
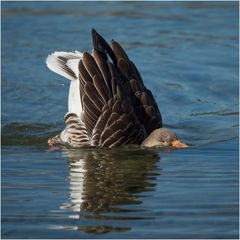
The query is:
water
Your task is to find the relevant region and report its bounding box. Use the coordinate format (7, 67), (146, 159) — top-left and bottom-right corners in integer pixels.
(1, 1), (239, 239)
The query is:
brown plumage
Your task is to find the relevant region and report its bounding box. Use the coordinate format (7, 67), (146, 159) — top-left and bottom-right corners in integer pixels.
(46, 29), (188, 148)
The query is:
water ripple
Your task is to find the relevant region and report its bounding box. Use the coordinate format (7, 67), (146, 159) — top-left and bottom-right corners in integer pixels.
(1, 122), (61, 146)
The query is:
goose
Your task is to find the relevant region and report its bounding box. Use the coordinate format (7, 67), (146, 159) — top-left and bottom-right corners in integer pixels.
(46, 29), (188, 148)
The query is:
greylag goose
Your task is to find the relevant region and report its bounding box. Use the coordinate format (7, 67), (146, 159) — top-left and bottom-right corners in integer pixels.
(46, 29), (188, 148)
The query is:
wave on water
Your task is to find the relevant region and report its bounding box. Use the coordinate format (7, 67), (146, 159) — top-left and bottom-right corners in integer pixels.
(1, 122), (63, 146)
(190, 110), (239, 117)
(1, 120), (238, 148)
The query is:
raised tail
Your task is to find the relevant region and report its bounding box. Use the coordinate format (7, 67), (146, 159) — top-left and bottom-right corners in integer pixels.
(46, 51), (83, 116)
(46, 51), (83, 81)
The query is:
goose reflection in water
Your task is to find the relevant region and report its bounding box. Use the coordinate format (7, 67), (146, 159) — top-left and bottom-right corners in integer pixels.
(55, 147), (160, 234)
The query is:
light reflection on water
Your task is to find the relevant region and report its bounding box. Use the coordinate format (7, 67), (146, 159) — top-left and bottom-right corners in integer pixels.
(1, 142), (238, 238)
(53, 148), (159, 234)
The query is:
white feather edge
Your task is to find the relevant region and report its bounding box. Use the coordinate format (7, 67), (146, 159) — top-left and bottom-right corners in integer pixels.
(46, 51), (83, 81)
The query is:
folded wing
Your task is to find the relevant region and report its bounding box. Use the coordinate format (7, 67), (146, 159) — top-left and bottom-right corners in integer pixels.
(79, 49), (145, 147)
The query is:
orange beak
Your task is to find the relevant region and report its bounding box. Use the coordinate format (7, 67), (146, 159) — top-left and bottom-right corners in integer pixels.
(171, 140), (189, 148)
(48, 137), (59, 147)
(48, 138), (54, 147)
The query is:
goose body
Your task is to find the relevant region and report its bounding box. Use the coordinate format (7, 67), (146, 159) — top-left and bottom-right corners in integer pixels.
(46, 29), (188, 148)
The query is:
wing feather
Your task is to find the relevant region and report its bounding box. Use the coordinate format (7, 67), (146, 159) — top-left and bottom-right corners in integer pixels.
(84, 82), (104, 112)
(111, 38), (162, 135)
(82, 52), (102, 79)
(78, 29), (161, 147)
(82, 96), (100, 122)
(93, 49), (112, 95)
(101, 130), (125, 147)
(93, 75), (110, 104)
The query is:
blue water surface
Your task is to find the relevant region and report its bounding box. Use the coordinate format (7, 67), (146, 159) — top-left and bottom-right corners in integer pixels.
(1, 1), (239, 239)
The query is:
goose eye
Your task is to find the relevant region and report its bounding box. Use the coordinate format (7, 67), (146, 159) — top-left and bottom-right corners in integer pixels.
(161, 140), (167, 144)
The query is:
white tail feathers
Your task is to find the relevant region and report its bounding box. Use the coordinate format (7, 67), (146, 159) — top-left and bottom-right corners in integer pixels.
(46, 51), (83, 81)
(46, 51), (83, 116)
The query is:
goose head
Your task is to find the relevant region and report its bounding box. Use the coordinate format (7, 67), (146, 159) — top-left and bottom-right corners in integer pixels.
(141, 128), (188, 148)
